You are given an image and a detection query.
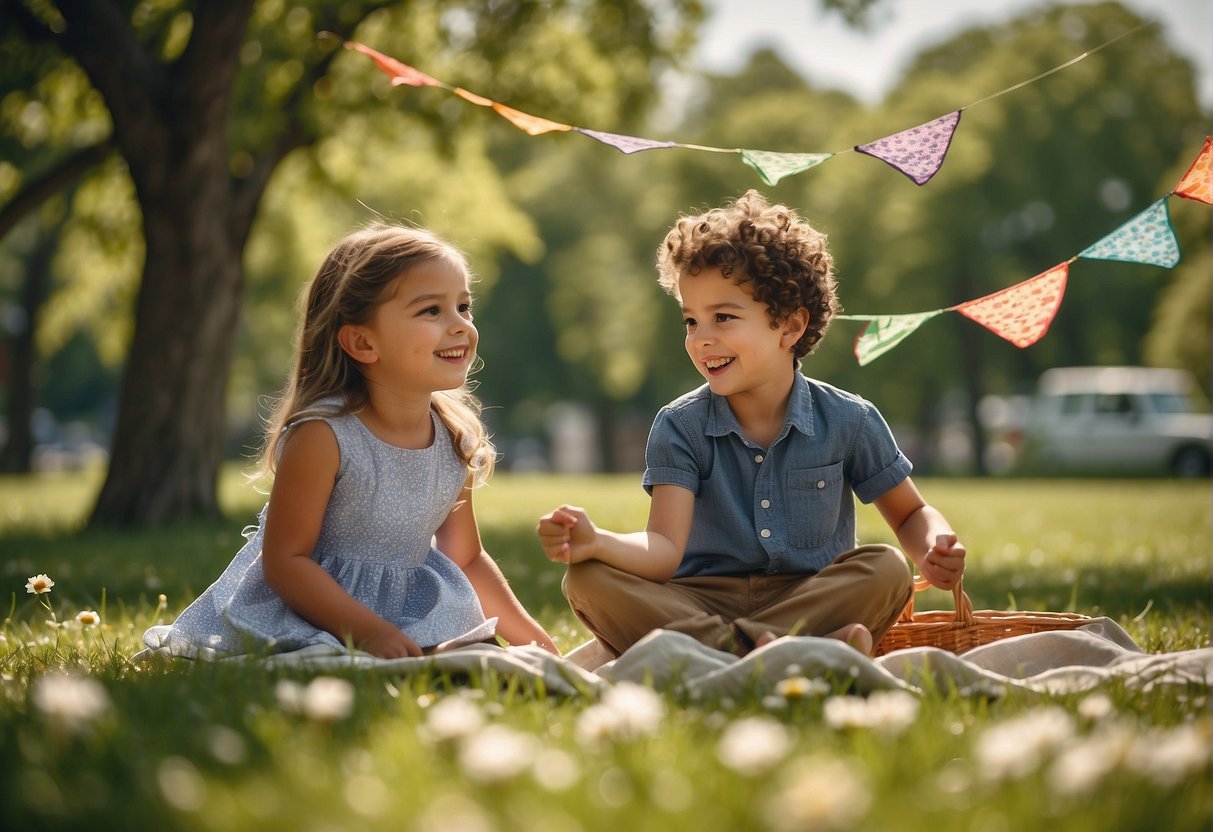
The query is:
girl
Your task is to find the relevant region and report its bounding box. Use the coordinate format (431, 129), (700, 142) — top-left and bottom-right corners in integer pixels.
(142, 223), (557, 659)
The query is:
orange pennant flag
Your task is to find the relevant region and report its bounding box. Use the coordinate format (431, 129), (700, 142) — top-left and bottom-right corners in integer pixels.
(454, 87), (494, 107)
(955, 263), (1069, 348)
(490, 102), (572, 136)
(1173, 136), (1211, 205)
(345, 42), (442, 87)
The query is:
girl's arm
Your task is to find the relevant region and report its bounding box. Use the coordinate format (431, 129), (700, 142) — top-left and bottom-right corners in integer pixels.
(536, 484), (693, 582)
(438, 483), (559, 655)
(873, 477), (966, 590)
(261, 420), (423, 658)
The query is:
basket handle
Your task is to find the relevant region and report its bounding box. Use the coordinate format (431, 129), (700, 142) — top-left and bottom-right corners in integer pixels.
(896, 575), (975, 627)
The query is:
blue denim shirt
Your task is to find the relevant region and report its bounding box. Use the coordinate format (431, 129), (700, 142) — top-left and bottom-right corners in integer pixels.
(642, 374), (912, 578)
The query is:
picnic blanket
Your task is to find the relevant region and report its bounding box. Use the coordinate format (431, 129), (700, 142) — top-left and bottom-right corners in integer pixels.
(254, 617), (1213, 698)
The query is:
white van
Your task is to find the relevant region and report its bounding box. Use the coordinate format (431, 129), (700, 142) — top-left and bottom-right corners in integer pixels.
(1022, 366), (1211, 477)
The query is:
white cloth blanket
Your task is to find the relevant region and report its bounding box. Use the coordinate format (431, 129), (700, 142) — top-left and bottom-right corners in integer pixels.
(252, 617), (1213, 698)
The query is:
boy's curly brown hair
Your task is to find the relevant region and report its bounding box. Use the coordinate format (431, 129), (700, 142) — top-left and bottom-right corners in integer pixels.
(656, 189), (838, 360)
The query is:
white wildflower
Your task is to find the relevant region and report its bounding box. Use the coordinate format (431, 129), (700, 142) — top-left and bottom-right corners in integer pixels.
(823, 690), (919, 736)
(157, 756), (206, 812)
(775, 675), (829, 700)
(423, 694), (485, 742)
(276, 677), (354, 721)
(75, 610), (101, 628)
(1127, 722), (1212, 788)
(716, 715), (790, 776)
(975, 706), (1075, 782)
(25, 574), (55, 594)
(576, 682), (664, 747)
(1076, 692), (1115, 723)
(531, 748), (581, 792)
(459, 724), (538, 783)
(1049, 721), (1135, 797)
(32, 674), (111, 732)
(32, 672), (110, 732)
(764, 755), (871, 832)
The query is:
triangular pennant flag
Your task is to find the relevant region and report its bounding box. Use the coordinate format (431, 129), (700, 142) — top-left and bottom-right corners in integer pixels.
(576, 128), (677, 154)
(855, 111), (962, 185)
(851, 312), (944, 366)
(454, 87), (494, 107)
(956, 263), (1069, 348)
(490, 102), (572, 136)
(1173, 136), (1211, 204)
(345, 42), (442, 87)
(1078, 198), (1180, 268)
(741, 150), (834, 186)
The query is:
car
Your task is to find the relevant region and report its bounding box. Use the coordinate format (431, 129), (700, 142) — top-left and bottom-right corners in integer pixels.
(1020, 366), (1212, 478)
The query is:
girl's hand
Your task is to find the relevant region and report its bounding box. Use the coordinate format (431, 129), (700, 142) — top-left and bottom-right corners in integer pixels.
(920, 533), (966, 590)
(536, 505), (598, 565)
(359, 626), (424, 659)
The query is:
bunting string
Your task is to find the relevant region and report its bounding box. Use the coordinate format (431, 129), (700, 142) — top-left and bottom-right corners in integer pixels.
(345, 22), (1149, 187)
(836, 138), (1211, 365)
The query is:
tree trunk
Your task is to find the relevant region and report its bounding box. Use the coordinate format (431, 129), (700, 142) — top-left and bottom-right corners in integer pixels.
(0, 224), (57, 473)
(89, 173), (245, 524)
(60, 0), (258, 526)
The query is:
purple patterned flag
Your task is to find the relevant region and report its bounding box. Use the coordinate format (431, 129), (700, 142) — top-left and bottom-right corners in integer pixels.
(741, 150), (834, 186)
(1078, 199), (1180, 268)
(849, 312), (944, 365)
(855, 111), (962, 185)
(576, 128), (678, 154)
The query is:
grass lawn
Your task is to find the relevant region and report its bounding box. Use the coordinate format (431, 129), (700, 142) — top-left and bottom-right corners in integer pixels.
(1, 469), (1209, 830)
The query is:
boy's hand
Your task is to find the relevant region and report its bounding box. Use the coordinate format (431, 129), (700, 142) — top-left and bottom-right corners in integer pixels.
(537, 505), (598, 565)
(920, 533), (966, 590)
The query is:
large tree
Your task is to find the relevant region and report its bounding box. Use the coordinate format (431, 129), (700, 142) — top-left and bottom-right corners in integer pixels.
(1, 0), (699, 524)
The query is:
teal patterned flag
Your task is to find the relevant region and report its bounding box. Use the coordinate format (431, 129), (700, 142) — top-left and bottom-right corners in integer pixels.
(1078, 198), (1180, 268)
(850, 312), (944, 366)
(741, 150), (834, 186)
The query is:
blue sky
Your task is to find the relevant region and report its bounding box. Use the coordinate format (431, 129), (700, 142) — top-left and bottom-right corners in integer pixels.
(696, 0), (1213, 107)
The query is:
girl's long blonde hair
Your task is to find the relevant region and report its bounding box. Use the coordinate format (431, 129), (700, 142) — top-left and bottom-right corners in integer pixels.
(256, 223), (495, 484)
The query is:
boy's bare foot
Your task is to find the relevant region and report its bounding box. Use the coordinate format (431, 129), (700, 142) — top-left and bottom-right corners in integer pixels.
(823, 623), (873, 656)
(754, 631), (779, 649)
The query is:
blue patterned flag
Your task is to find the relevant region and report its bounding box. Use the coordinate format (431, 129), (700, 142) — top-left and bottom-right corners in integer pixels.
(1078, 198), (1180, 268)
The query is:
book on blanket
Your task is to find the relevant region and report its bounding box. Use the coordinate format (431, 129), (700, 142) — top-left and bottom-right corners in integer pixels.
(425, 617), (498, 654)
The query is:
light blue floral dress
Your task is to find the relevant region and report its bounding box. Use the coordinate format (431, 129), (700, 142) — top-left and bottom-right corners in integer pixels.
(141, 402), (490, 659)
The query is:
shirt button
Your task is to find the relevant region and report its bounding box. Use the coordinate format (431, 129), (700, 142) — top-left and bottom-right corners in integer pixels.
(817, 480), (826, 489)
(760, 529), (771, 538)
(754, 454), (764, 463)
(760, 499), (771, 509)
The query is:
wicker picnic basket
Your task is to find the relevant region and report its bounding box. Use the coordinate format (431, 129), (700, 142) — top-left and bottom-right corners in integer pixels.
(873, 576), (1093, 656)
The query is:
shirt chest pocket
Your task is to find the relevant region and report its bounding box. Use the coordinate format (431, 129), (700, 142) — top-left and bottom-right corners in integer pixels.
(786, 462), (845, 549)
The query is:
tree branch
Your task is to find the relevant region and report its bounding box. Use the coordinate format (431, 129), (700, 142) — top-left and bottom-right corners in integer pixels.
(0, 140), (113, 241)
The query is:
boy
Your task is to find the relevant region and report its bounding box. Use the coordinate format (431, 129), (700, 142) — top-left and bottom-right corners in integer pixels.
(537, 191), (965, 658)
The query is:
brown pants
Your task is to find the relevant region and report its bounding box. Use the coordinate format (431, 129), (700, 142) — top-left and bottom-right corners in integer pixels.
(562, 544), (913, 656)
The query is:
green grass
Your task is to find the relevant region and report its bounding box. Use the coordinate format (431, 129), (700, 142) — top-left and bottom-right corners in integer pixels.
(1, 470), (1209, 831)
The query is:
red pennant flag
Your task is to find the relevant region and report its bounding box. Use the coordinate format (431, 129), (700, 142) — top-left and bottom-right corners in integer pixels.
(1173, 136), (1211, 205)
(955, 263), (1069, 348)
(345, 42), (441, 87)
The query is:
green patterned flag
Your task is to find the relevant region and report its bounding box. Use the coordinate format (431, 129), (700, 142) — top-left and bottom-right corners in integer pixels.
(741, 150), (833, 186)
(849, 312), (945, 365)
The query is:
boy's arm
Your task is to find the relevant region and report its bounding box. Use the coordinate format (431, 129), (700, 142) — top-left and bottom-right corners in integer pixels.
(438, 484), (559, 654)
(537, 484), (694, 582)
(873, 477), (966, 590)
